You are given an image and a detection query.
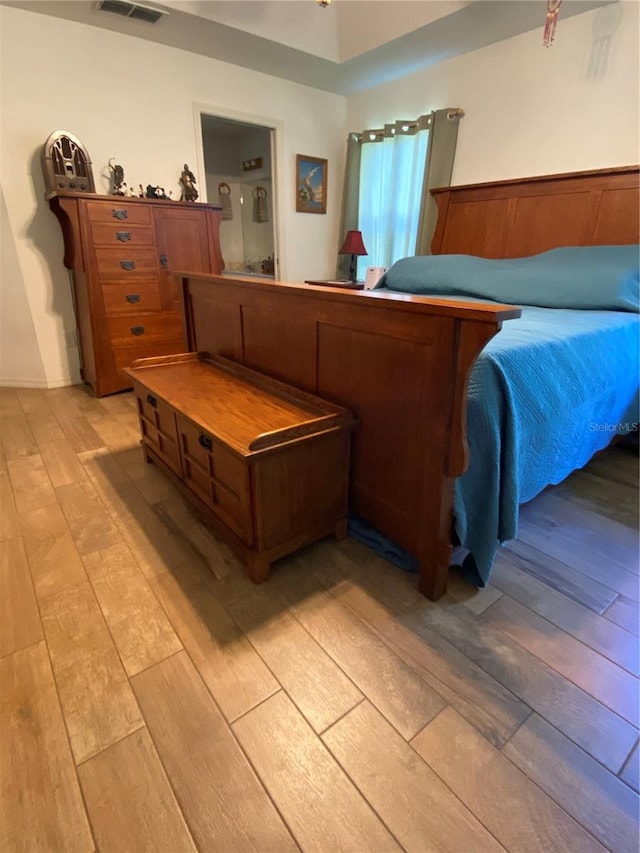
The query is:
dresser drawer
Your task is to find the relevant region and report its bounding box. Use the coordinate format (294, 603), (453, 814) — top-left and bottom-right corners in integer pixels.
(95, 248), (158, 280)
(102, 282), (162, 315)
(91, 224), (155, 247)
(177, 413), (252, 543)
(85, 201), (152, 226)
(108, 313), (184, 347)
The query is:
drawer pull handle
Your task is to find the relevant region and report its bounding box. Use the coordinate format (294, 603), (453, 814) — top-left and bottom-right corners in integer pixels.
(131, 325), (145, 336)
(146, 394), (157, 408)
(125, 293), (140, 304)
(120, 260), (136, 270)
(112, 209), (128, 220)
(116, 231), (131, 242)
(198, 433), (212, 451)
(159, 254), (168, 269)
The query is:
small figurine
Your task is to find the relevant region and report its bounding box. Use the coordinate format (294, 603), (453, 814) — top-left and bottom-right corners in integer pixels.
(108, 158), (126, 196)
(179, 164), (199, 202)
(145, 185), (170, 200)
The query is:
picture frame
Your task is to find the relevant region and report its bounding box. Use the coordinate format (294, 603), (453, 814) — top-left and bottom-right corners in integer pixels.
(296, 154), (327, 214)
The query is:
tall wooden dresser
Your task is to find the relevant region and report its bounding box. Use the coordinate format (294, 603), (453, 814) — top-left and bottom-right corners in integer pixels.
(48, 192), (224, 396)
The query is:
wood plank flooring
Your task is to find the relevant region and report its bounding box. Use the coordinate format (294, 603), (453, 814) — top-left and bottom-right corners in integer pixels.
(1, 384), (638, 852)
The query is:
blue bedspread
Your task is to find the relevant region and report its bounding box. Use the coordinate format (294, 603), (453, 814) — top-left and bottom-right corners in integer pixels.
(367, 247), (640, 585)
(455, 304), (639, 585)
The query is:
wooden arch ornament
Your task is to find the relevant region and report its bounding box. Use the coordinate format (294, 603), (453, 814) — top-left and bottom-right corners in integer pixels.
(42, 130), (95, 195)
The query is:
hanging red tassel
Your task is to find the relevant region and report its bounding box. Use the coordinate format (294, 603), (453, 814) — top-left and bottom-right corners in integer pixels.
(543, 0), (563, 47)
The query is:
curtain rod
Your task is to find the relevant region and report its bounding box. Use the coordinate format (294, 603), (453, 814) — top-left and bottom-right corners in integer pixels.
(352, 108), (464, 144)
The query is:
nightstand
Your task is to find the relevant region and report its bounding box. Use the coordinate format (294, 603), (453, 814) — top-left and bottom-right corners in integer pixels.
(304, 279), (365, 290)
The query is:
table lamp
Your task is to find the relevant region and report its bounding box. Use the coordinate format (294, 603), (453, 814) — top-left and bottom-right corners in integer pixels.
(339, 230), (367, 282)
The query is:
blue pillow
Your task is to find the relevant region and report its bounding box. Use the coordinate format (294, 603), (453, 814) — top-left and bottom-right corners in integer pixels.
(377, 245), (640, 312)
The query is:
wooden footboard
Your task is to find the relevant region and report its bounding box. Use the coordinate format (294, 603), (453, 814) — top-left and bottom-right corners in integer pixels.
(176, 274), (520, 599)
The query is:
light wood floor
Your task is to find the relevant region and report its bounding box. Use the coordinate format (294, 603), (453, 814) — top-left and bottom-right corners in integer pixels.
(1, 384), (638, 853)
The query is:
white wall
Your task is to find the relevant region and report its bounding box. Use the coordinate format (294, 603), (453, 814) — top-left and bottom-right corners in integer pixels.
(0, 186), (47, 386)
(241, 178), (276, 270)
(206, 177), (246, 270)
(202, 129), (242, 180)
(0, 5), (346, 387)
(347, 3), (639, 185)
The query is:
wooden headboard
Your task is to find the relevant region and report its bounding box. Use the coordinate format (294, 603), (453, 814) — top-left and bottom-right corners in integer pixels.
(430, 165), (639, 257)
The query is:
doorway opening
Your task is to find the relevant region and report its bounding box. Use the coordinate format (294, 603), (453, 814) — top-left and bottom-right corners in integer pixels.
(200, 114), (277, 278)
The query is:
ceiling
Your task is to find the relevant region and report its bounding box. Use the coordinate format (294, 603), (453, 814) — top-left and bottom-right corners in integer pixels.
(4, 0), (608, 94)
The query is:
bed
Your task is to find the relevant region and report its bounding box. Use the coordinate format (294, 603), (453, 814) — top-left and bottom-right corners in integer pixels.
(375, 247), (639, 586)
(175, 166), (640, 599)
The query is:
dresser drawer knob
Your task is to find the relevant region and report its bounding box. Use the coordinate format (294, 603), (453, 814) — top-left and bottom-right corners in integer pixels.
(146, 393), (157, 408)
(198, 433), (213, 451)
(112, 209), (128, 220)
(131, 325), (145, 336)
(120, 260), (136, 270)
(125, 293), (140, 304)
(116, 231), (132, 242)
(159, 254), (168, 269)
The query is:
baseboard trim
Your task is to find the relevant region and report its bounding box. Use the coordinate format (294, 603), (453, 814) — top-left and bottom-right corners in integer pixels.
(0, 374), (83, 389)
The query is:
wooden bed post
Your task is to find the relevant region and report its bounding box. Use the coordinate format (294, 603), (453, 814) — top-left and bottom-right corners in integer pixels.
(414, 319), (506, 599)
(416, 476), (455, 600)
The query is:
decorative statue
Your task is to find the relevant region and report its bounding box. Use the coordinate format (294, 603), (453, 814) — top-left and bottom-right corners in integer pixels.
(180, 163), (199, 202)
(108, 158), (126, 196)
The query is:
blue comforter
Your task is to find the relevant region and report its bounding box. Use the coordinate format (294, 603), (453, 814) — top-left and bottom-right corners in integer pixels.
(376, 246), (640, 585)
(455, 305), (639, 585)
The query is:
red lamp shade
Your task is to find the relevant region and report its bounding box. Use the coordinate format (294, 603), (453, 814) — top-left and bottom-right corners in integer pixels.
(338, 230), (367, 281)
(339, 230), (367, 256)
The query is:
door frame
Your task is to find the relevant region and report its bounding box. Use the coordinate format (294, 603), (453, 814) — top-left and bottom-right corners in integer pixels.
(193, 102), (286, 281)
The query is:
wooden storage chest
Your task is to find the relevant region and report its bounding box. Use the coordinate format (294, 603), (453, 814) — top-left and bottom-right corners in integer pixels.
(125, 353), (357, 581)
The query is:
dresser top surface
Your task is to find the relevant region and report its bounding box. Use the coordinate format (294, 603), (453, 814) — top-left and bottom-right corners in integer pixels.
(125, 354), (354, 455)
(47, 191), (222, 211)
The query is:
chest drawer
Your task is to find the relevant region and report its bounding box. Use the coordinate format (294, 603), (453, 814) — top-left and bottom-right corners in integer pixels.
(90, 224), (155, 247)
(102, 281), (162, 315)
(136, 392), (181, 475)
(85, 201), (152, 226)
(177, 413), (252, 544)
(95, 248), (158, 280)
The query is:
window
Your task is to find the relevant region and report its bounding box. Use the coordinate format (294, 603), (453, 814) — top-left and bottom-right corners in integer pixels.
(340, 110), (462, 279)
(356, 121), (429, 279)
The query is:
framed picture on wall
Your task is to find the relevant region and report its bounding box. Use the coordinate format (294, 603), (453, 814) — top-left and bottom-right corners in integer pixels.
(296, 154), (327, 214)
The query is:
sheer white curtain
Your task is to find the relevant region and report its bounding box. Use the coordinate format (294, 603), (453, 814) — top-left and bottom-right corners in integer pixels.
(337, 110), (463, 279)
(356, 120), (429, 279)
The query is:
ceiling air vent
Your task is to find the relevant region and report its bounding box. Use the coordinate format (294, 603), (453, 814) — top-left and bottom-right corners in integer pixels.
(97, 0), (167, 24)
